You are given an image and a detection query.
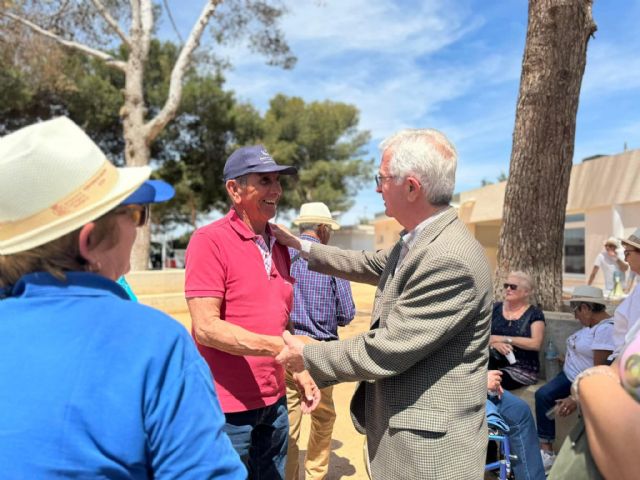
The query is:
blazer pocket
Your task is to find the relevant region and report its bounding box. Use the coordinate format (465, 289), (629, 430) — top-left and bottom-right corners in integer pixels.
(389, 406), (449, 434)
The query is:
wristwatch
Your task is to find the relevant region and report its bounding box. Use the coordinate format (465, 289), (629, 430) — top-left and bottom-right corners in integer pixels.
(505, 337), (513, 345)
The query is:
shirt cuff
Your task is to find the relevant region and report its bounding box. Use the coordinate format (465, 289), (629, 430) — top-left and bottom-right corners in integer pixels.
(300, 239), (313, 254)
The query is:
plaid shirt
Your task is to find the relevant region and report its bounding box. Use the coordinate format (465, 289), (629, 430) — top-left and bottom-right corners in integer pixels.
(289, 235), (355, 340)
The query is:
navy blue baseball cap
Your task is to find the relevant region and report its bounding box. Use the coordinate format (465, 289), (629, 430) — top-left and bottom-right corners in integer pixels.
(120, 179), (175, 205)
(223, 145), (297, 181)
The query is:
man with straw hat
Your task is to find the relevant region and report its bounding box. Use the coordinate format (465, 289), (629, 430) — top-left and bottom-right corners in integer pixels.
(285, 202), (355, 480)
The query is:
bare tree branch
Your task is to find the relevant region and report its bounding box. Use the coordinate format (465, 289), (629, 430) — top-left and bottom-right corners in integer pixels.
(163, 0), (184, 45)
(140, 0), (153, 59)
(145, 0), (221, 142)
(2, 11), (127, 71)
(90, 0), (131, 46)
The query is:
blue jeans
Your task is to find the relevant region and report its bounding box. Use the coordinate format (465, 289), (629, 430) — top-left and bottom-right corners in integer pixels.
(535, 371), (572, 442)
(223, 397), (289, 479)
(492, 392), (546, 480)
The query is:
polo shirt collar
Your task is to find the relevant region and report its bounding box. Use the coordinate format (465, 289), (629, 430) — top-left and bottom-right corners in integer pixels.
(9, 272), (130, 300)
(227, 208), (274, 241)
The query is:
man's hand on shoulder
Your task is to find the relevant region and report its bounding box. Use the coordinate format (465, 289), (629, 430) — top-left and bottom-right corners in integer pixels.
(271, 223), (302, 250)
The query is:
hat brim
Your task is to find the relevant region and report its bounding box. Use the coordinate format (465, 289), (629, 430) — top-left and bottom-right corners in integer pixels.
(569, 296), (607, 306)
(0, 166), (151, 255)
(292, 216), (340, 231)
(622, 238), (640, 250)
(224, 164), (298, 181)
(121, 179), (175, 205)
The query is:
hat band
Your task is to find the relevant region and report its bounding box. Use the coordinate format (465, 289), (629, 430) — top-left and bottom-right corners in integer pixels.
(0, 161), (119, 241)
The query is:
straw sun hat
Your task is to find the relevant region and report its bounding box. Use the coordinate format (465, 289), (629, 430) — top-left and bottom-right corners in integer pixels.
(621, 228), (640, 250)
(570, 285), (607, 306)
(0, 117), (170, 255)
(292, 202), (340, 230)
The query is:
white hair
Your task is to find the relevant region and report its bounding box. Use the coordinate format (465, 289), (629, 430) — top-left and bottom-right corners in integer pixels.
(508, 271), (534, 292)
(379, 128), (457, 205)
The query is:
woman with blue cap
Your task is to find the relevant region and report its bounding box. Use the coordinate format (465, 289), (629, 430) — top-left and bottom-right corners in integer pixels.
(0, 117), (245, 478)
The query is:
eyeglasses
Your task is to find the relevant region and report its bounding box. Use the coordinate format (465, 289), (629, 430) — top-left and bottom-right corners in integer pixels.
(114, 204), (149, 227)
(374, 174), (396, 187)
(570, 302), (583, 312)
(624, 249), (639, 258)
(503, 283), (518, 291)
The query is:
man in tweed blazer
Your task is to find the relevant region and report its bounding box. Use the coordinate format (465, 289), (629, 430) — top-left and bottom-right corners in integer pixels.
(274, 129), (493, 479)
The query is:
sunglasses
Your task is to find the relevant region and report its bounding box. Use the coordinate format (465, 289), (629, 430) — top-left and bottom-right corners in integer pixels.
(503, 283), (518, 291)
(114, 204), (149, 227)
(624, 249), (639, 258)
(570, 302), (583, 312)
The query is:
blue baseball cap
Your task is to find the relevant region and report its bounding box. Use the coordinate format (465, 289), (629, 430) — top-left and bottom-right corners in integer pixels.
(223, 145), (297, 181)
(120, 179), (175, 205)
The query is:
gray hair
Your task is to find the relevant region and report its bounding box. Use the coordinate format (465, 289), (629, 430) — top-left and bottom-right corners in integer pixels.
(298, 223), (319, 232)
(379, 128), (457, 205)
(508, 271), (534, 292)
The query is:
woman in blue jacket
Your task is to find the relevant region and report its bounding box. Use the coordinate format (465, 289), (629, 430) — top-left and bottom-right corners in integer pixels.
(0, 118), (245, 479)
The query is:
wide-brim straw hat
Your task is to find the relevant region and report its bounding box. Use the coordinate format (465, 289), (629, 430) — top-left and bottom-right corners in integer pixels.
(292, 202), (340, 230)
(621, 228), (640, 250)
(0, 117), (158, 255)
(570, 285), (607, 306)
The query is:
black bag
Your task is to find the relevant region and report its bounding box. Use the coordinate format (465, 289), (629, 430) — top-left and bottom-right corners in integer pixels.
(489, 347), (510, 369)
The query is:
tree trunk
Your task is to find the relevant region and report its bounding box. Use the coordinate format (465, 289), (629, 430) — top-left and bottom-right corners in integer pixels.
(496, 0), (596, 309)
(124, 4), (152, 271)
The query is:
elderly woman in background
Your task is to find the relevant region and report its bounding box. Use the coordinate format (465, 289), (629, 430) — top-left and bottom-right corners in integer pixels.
(548, 316), (640, 479)
(535, 286), (614, 472)
(489, 271), (545, 390)
(0, 118), (245, 478)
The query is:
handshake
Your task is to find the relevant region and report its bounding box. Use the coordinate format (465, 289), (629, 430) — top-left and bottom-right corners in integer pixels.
(277, 331), (322, 414)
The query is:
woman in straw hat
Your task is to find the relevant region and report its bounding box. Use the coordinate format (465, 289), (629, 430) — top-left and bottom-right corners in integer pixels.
(534, 285), (615, 472)
(0, 118), (245, 478)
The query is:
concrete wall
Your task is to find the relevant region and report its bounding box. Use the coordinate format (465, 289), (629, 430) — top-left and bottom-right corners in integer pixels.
(126, 269), (191, 330)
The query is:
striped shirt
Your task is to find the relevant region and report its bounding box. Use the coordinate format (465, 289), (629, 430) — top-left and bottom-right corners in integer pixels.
(289, 235), (356, 340)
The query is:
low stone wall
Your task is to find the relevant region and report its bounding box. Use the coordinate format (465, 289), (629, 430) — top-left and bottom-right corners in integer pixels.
(126, 269), (191, 329)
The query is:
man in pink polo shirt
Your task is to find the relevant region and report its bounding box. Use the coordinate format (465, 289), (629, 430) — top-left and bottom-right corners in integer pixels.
(185, 145), (319, 479)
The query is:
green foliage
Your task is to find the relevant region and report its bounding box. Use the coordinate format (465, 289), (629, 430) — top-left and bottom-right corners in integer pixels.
(0, 38), (371, 230)
(256, 94), (373, 212)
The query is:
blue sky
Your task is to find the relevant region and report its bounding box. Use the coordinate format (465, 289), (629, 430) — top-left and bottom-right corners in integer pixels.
(167, 0), (640, 225)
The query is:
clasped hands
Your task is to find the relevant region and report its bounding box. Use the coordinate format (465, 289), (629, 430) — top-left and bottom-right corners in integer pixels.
(279, 331), (321, 413)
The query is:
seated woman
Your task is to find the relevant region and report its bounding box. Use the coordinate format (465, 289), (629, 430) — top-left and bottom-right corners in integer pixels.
(0, 118), (245, 478)
(548, 312), (640, 479)
(535, 285), (614, 473)
(490, 271), (545, 390)
(487, 370), (546, 480)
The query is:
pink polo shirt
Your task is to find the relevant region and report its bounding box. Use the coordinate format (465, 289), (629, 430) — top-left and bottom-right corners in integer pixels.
(184, 209), (293, 413)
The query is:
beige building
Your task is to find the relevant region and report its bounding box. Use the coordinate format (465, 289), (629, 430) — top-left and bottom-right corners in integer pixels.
(331, 223), (375, 250)
(373, 149), (640, 290)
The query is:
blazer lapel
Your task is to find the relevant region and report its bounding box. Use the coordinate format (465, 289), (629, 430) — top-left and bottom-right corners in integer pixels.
(370, 239), (403, 326)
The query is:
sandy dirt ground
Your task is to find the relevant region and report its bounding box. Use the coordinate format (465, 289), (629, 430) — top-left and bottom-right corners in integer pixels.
(290, 283), (376, 480)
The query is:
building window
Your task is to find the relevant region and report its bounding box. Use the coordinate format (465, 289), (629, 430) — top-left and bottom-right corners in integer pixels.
(565, 213), (585, 223)
(564, 227), (585, 274)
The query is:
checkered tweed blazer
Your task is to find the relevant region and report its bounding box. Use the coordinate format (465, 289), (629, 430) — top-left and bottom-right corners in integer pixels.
(303, 208), (493, 479)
